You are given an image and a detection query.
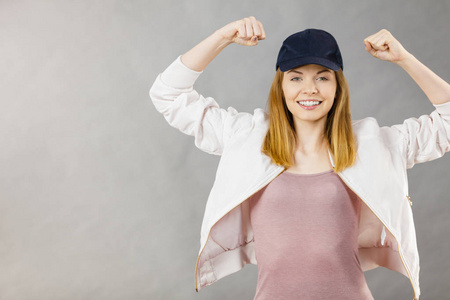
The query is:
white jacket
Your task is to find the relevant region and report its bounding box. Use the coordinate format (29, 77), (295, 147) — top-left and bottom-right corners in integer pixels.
(150, 56), (450, 299)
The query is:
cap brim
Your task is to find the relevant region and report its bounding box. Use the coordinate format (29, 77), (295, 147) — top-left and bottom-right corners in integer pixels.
(278, 56), (341, 72)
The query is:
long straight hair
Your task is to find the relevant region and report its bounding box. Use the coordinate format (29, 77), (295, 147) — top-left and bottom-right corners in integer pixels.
(261, 68), (356, 173)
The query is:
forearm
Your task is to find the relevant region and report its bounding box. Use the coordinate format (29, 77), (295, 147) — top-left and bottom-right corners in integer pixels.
(181, 32), (232, 72)
(396, 53), (450, 105)
(180, 17), (264, 72)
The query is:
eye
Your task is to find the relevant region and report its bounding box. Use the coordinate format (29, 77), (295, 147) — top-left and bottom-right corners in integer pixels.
(316, 76), (329, 81)
(290, 77), (302, 81)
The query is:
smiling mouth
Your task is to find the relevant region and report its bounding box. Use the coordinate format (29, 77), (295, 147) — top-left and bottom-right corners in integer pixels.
(297, 100), (322, 106)
(296, 100), (323, 109)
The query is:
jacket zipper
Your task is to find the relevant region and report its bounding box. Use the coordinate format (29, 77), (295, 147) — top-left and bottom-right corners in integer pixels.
(335, 172), (418, 300)
(194, 167), (284, 291)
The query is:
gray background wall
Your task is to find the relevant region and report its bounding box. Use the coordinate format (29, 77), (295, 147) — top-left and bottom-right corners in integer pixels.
(0, 0), (449, 299)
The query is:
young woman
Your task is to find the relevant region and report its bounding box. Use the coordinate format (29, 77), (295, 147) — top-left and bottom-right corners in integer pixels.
(150, 16), (450, 299)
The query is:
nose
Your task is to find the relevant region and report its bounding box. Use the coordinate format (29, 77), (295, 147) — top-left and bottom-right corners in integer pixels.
(301, 79), (318, 94)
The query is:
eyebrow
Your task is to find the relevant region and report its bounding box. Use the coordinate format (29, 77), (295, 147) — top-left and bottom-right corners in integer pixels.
(287, 69), (332, 75)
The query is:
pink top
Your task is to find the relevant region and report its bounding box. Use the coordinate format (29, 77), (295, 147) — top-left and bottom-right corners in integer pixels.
(249, 170), (374, 300)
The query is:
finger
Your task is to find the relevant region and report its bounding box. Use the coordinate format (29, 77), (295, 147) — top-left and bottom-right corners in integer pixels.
(244, 18), (254, 38)
(235, 20), (246, 38)
(249, 16), (261, 37)
(364, 40), (372, 52)
(257, 20), (266, 40)
(364, 40), (379, 58)
(366, 29), (390, 51)
(366, 39), (387, 51)
(365, 29), (388, 42)
(363, 30), (381, 47)
(371, 33), (390, 51)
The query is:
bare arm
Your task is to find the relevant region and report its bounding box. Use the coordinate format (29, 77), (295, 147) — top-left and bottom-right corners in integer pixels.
(364, 29), (450, 105)
(181, 16), (266, 72)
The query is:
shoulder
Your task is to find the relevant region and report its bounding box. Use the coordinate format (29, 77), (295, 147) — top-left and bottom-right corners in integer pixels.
(352, 117), (405, 149)
(225, 107), (268, 130)
(352, 117), (398, 140)
(352, 117), (381, 138)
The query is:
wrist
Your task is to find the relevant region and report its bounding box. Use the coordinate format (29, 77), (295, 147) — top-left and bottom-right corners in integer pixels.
(213, 28), (234, 48)
(394, 52), (415, 68)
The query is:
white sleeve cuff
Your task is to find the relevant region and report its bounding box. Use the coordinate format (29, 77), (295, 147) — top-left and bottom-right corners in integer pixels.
(433, 101), (450, 117)
(160, 56), (203, 89)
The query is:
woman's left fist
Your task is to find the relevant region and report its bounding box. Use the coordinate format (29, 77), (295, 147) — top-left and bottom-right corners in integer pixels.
(364, 29), (409, 63)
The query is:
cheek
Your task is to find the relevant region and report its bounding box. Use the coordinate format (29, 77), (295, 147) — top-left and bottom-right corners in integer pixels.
(281, 84), (296, 101)
(321, 84), (337, 100)
(284, 101), (297, 117)
(282, 89), (296, 111)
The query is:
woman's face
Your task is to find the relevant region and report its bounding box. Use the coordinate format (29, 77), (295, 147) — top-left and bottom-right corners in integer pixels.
(282, 64), (337, 126)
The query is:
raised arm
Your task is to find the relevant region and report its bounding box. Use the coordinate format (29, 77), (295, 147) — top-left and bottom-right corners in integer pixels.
(364, 30), (450, 168)
(150, 17), (266, 155)
(181, 16), (266, 72)
(364, 29), (450, 105)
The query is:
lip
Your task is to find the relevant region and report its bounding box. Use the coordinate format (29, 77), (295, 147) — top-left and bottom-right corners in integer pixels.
(296, 99), (323, 110)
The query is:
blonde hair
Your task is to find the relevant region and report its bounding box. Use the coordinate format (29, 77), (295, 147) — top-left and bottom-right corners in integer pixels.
(261, 68), (356, 173)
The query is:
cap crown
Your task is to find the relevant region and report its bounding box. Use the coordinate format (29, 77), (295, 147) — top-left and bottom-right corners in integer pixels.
(276, 29), (343, 72)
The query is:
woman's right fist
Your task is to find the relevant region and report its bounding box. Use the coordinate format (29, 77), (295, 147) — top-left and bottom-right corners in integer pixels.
(216, 16), (266, 46)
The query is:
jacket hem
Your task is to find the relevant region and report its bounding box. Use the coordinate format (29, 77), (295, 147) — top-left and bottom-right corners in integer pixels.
(196, 241), (255, 291)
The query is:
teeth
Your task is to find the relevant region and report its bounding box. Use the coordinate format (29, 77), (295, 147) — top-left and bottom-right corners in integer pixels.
(298, 101), (321, 106)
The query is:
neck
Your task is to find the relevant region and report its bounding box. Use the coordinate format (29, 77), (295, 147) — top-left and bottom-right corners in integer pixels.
(294, 119), (328, 153)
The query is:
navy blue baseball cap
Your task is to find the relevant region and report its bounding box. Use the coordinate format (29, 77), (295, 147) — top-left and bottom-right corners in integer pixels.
(276, 29), (343, 72)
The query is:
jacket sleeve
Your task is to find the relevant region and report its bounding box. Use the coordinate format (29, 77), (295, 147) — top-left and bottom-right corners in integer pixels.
(149, 56), (250, 156)
(390, 102), (450, 169)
